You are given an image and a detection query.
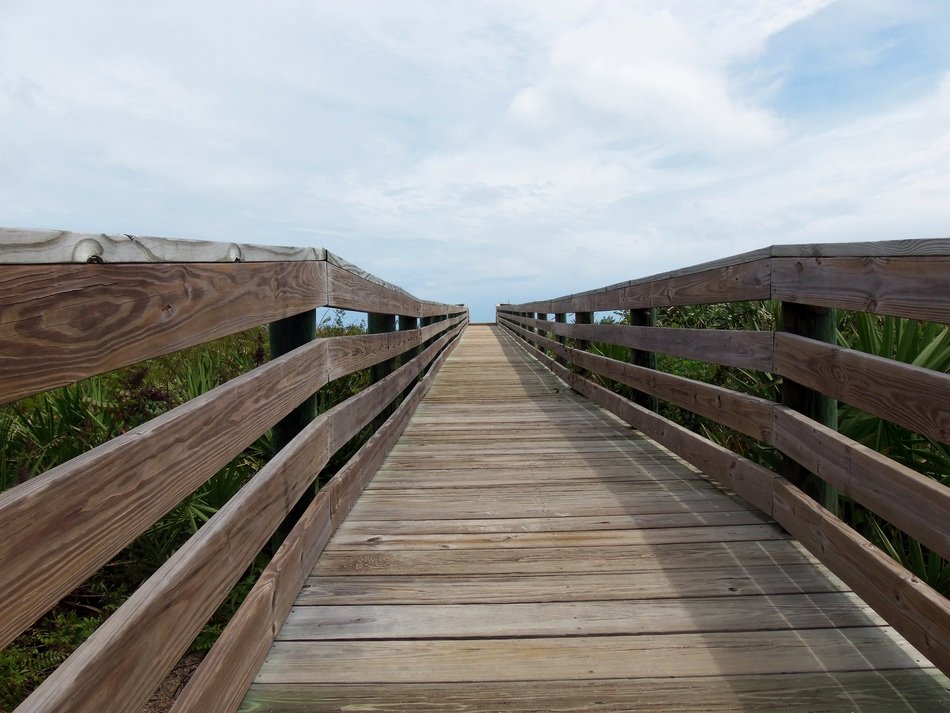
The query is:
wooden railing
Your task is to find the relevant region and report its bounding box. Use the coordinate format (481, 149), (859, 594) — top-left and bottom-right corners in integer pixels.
(0, 227), (467, 712)
(497, 239), (950, 677)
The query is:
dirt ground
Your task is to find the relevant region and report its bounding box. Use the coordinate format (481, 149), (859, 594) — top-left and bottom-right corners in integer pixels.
(142, 652), (204, 713)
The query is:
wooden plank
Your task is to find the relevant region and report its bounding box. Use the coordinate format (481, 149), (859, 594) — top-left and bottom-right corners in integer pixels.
(500, 253), (771, 313)
(335, 510), (771, 535)
(0, 260), (328, 403)
(256, 628), (929, 683)
(327, 524), (788, 550)
(772, 256), (950, 324)
(774, 332), (950, 445)
(299, 564), (849, 605)
(312, 539), (815, 576)
(502, 314), (773, 371)
(240, 670), (950, 713)
(772, 478), (950, 675)
(279, 592), (882, 640)
(0, 226), (324, 263)
(502, 319), (773, 441)
(771, 406), (950, 562)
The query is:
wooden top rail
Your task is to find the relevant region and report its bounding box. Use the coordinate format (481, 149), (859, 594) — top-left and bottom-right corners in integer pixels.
(0, 227), (467, 712)
(0, 228), (467, 403)
(497, 237), (950, 678)
(500, 238), (950, 323)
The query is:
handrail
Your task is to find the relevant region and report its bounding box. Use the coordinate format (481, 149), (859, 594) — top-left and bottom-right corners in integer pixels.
(497, 238), (950, 677)
(0, 227), (468, 712)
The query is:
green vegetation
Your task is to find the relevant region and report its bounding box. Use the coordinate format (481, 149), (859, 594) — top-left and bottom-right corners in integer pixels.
(0, 310), (366, 710)
(587, 305), (949, 596)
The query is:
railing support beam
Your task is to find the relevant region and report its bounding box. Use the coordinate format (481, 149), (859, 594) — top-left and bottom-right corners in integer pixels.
(779, 302), (838, 512)
(629, 308), (657, 411)
(369, 312), (398, 428)
(554, 313), (567, 366)
(269, 309), (317, 548)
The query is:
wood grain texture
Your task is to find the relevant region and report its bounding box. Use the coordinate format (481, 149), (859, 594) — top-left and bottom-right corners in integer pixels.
(774, 332), (950, 445)
(299, 565), (849, 605)
(257, 628), (929, 683)
(0, 323), (461, 647)
(771, 406), (950, 561)
(772, 478), (950, 676)
(169, 329), (460, 713)
(242, 326), (943, 710)
(772, 256), (950, 324)
(280, 592), (882, 640)
(14, 321), (466, 713)
(503, 312), (774, 371)
(325, 262), (465, 318)
(240, 671), (950, 713)
(501, 318), (775, 454)
(0, 227), (325, 263)
(500, 255), (771, 313)
(0, 260), (328, 403)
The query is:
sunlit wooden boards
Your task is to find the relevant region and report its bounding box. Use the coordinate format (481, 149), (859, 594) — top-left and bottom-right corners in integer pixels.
(241, 326), (950, 712)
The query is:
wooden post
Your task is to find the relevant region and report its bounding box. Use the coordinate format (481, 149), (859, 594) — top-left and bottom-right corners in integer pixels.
(269, 310), (317, 548)
(400, 314), (420, 391)
(575, 311), (593, 377)
(629, 308), (658, 411)
(535, 312), (546, 338)
(779, 303), (838, 513)
(368, 312), (398, 429)
(554, 313), (567, 366)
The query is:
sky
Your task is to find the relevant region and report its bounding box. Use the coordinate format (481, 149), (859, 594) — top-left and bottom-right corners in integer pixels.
(1, 1), (949, 322)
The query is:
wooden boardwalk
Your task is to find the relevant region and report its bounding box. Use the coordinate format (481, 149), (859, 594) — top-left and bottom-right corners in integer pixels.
(241, 326), (949, 712)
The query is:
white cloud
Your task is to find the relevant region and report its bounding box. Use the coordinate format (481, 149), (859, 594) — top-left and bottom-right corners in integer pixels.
(1, 0), (948, 320)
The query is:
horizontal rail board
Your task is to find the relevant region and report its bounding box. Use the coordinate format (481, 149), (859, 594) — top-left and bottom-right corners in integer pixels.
(774, 332), (950, 445)
(168, 334), (461, 713)
(0, 227), (325, 263)
(326, 263), (463, 318)
(15, 324), (465, 712)
(500, 313), (773, 371)
(502, 258), (770, 313)
(772, 256), (950, 324)
(0, 320), (462, 647)
(771, 407), (950, 562)
(500, 319), (773, 441)
(0, 261), (329, 403)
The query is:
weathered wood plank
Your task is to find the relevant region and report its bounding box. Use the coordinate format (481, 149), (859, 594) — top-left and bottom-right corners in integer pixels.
(772, 256), (950, 324)
(299, 564), (849, 605)
(501, 319), (773, 441)
(774, 332), (950, 445)
(772, 406), (950, 561)
(502, 313), (773, 371)
(280, 592), (881, 640)
(169, 331), (460, 713)
(0, 227), (325, 263)
(0, 261), (328, 402)
(240, 670), (950, 713)
(312, 539), (814, 576)
(327, 524), (788, 550)
(500, 255), (771, 313)
(257, 628), (929, 683)
(14, 321), (466, 712)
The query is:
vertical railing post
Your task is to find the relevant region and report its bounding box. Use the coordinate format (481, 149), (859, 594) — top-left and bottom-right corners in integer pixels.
(368, 312), (397, 429)
(779, 302), (838, 513)
(554, 313), (567, 366)
(535, 312), (546, 339)
(400, 314), (420, 389)
(629, 308), (658, 411)
(269, 309), (317, 548)
(574, 311), (593, 377)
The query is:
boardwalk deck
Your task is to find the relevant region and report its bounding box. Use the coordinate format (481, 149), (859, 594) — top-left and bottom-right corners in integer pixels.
(240, 326), (950, 712)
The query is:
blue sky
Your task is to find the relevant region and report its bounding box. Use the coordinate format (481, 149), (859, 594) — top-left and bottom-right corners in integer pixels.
(1, 1), (949, 321)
